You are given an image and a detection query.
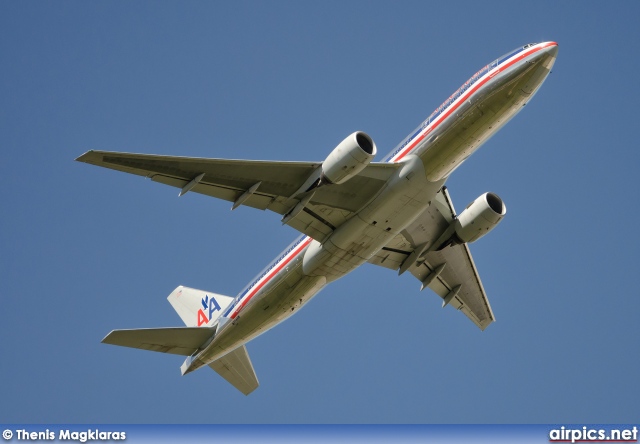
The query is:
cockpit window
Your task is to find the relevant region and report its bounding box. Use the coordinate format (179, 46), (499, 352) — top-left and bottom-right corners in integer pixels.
(494, 43), (538, 66)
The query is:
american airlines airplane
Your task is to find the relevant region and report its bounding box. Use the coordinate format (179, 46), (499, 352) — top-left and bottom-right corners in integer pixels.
(78, 41), (558, 395)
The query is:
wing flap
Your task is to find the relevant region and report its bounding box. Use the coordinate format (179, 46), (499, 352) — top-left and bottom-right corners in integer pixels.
(409, 245), (495, 330)
(102, 327), (214, 356)
(209, 345), (259, 396)
(151, 174), (275, 211)
(367, 235), (412, 271)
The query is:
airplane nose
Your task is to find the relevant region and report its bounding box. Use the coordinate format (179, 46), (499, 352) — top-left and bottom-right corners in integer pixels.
(545, 42), (559, 58)
(538, 42), (558, 70)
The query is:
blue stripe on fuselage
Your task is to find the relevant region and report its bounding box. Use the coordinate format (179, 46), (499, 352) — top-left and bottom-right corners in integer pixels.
(383, 44), (529, 162)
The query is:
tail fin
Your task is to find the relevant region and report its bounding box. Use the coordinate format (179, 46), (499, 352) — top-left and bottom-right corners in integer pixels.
(168, 286), (234, 327)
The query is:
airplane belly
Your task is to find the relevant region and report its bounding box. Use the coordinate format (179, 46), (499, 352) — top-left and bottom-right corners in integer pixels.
(189, 260), (327, 367)
(303, 155), (445, 281)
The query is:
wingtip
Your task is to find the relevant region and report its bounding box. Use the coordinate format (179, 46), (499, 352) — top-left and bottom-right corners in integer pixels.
(479, 318), (494, 331)
(75, 150), (96, 163)
(101, 330), (116, 344)
(242, 384), (259, 396)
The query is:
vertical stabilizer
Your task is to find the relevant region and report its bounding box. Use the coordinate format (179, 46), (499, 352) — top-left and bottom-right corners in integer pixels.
(168, 286), (234, 327)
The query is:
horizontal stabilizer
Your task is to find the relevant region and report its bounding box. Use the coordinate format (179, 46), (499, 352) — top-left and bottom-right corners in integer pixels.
(102, 327), (214, 356)
(168, 286), (234, 328)
(209, 345), (259, 395)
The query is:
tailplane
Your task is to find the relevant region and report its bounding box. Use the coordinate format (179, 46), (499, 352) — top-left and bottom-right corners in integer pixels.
(102, 327), (213, 356)
(208, 345), (259, 395)
(103, 285), (259, 395)
(168, 285), (234, 327)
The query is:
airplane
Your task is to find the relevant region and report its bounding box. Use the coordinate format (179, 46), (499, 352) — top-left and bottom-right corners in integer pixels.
(77, 41), (558, 395)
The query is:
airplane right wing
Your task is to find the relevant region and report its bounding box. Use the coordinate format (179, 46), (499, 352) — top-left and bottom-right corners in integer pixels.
(76, 150), (400, 243)
(367, 187), (496, 330)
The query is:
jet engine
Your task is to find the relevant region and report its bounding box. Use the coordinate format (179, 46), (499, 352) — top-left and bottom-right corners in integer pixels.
(451, 192), (506, 244)
(321, 131), (376, 185)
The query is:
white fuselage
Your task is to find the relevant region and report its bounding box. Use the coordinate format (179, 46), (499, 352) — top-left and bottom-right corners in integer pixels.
(184, 42), (558, 373)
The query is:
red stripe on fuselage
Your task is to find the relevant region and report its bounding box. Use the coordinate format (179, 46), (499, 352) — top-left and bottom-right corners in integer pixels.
(229, 236), (313, 319)
(392, 42), (556, 163)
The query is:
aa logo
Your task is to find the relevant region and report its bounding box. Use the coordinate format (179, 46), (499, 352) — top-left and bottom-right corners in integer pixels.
(197, 294), (221, 326)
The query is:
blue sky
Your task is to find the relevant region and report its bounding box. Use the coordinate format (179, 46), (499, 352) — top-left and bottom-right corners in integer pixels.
(1, 1), (639, 423)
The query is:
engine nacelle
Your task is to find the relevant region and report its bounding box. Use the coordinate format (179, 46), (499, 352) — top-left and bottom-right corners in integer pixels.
(321, 131), (376, 185)
(453, 192), (506, 244)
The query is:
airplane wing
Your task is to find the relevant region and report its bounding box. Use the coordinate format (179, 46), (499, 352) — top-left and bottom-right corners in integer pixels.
(208, 345), (259, 396)
(367, 187), (496, 330)
(76, 150), (399, 243)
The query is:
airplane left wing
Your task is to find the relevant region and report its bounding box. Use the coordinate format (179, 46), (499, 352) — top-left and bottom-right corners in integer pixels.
(367, 187), (496, 330)
(76, 151), (398, 243)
